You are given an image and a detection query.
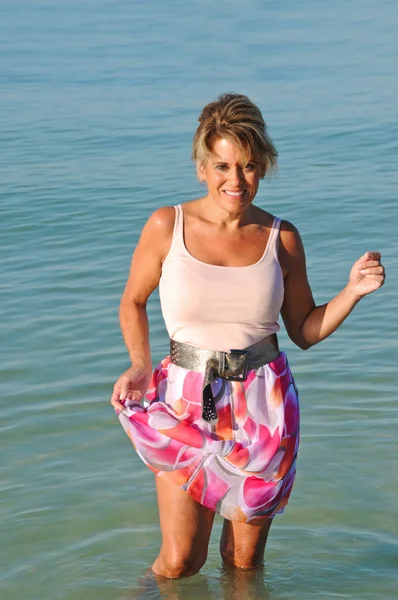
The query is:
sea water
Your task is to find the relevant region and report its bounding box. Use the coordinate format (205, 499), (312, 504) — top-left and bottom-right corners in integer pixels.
(1, 1), (397, 598)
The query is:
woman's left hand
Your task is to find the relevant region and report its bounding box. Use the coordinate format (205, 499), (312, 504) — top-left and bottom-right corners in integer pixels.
(347, 251), (386, 299)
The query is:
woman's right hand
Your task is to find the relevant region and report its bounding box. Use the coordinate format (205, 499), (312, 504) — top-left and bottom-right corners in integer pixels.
(110, 364), (152, 412)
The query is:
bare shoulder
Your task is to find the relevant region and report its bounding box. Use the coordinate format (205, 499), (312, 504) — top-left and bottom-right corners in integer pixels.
(137, 206), (176, 262)
(278, 219), (308, 277)
(279, 219), (305, 255)
(145, 206), (176, 234)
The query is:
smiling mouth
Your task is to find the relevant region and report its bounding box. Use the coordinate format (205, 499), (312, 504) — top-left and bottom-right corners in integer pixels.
(223, 190), (246, 197)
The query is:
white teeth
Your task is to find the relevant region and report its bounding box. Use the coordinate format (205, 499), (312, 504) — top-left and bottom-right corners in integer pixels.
(224, 191), (244, 196)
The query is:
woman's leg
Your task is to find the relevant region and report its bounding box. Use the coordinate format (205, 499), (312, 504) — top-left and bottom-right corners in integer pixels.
(219, 517), (273, 569)
(152, 475), (216, 579)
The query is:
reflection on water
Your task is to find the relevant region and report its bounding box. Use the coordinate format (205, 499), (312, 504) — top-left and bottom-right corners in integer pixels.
(120, 565), (278, 600)
(218, 565), (272, 600)
(127, 569), (211, 600)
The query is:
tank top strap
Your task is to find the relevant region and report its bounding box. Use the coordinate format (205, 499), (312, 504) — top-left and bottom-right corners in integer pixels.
(167, 204), (186, 258)
(267, 216), (282, 259)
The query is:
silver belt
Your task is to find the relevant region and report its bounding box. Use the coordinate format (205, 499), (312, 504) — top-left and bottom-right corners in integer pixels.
(169, 336), (280, 423)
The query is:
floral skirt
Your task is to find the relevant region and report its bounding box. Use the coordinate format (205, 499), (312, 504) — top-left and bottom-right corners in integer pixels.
(117, 351), (299, 523)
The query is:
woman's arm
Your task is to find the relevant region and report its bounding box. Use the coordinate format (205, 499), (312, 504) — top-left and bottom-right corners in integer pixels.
(119, 208), (173, 367)
(279, 221), (385, 350)
(110, 207), (175, 410)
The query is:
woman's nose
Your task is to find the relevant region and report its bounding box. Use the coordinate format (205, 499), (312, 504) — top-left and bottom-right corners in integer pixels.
(228, 167), (244, 185)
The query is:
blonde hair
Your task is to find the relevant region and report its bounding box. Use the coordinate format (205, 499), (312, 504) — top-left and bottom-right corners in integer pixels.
(192, 93), (277, 178)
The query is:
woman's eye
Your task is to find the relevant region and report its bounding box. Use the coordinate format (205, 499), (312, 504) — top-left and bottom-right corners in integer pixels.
(215, 164), (228, 171)
(245, 163), (255, 171)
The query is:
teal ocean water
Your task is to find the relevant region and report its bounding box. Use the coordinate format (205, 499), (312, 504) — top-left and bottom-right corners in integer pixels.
(1, 1), (397, 598)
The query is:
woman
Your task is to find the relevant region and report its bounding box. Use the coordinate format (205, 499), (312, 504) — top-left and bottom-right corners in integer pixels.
(111, 93), (385, 579)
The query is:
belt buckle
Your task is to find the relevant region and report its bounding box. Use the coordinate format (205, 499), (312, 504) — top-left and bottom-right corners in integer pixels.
(223, 349), (248, 381)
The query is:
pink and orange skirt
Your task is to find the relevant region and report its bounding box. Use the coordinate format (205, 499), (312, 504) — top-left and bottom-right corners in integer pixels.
(117, 351), (299, 523)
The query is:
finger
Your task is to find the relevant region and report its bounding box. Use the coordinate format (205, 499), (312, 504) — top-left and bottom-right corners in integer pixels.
(110, 397), (125, 412)
(111, 387), (121, 404)
(119, 381), (130, 400)
(361, 251), (381, 261)
(359, 266), (384, 275)
(111, 381), (128, 408)
(364, 274), (385, 283)
(356, 259), (382, 270)
(358, 260), (382, 269)
(130, 390), (143, 402)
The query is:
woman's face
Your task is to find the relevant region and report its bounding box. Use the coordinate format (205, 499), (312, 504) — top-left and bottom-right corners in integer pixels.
(199, 138), (261, 213)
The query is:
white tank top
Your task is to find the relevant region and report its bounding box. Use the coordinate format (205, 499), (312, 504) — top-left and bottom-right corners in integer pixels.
(159, 204), (284, 352)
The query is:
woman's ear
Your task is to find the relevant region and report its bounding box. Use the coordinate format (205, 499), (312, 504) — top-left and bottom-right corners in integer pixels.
(197, 163), (206, 183)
